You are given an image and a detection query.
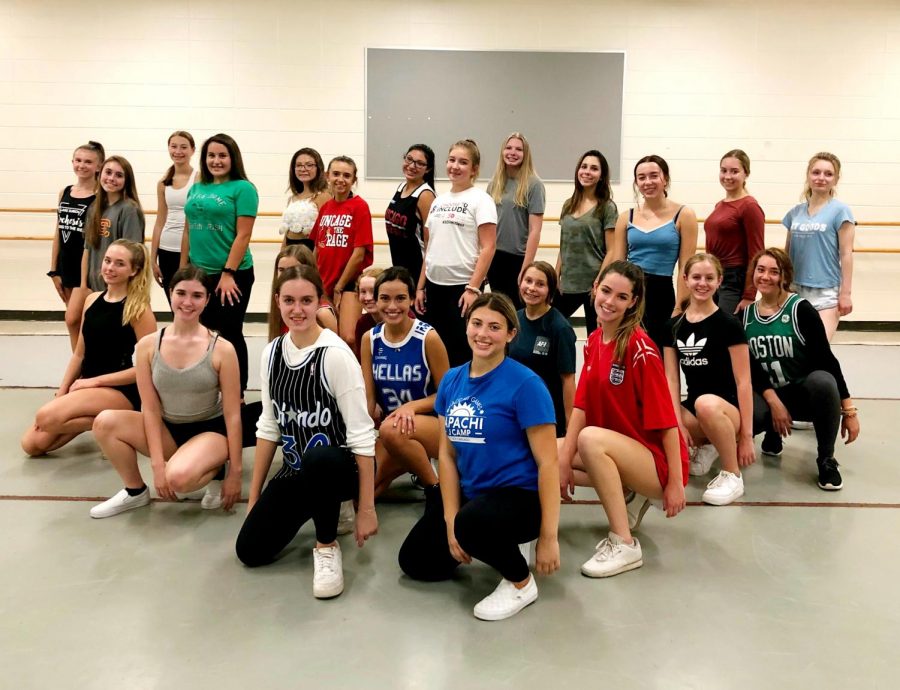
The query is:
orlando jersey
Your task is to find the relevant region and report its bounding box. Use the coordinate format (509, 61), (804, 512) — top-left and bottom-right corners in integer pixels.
(743, 293), (810, 388)
(267, 335), (347, 478)
(370, 319), (434, 412)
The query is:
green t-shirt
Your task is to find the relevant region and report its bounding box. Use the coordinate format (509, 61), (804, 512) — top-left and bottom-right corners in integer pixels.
(559, 199), (618, 293)
(743, 293), (810, 388)
(184, 179), (258, 272)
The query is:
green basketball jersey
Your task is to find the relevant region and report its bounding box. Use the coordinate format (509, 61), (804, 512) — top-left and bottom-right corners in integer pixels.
(743, 293), (810, 388)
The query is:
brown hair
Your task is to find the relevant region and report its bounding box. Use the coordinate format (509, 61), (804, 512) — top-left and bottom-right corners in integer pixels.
(199, 133), (251, 184)
(85, 156), (143, 249)
(561, 149), (613, 219)
(750, 247), (794, 293)
(520, 260), (558, 305)
(720, 149), (751, 190)
(465, 292), (519, 355)
(449, 139), (481, 178)
(73, 141), (106, 181)
(596, 260), (646, 364)
(288, 147), (328, 196)
(274, 264), (325, 299)
(267, 245), (319, 341)
(162, 131), (196, 186)
(802, 152), (841, 200)
(632, 154), (670, 204)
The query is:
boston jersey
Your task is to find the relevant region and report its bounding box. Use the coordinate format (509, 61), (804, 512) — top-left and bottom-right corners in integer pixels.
(743, 293), (810, 388)
(370, 319), (434, 412)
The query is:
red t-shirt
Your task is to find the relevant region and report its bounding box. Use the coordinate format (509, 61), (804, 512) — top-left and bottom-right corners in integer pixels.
(574, 327), (688, 487)
(703, 196), (765, 299)
(310, 195), (374, 296)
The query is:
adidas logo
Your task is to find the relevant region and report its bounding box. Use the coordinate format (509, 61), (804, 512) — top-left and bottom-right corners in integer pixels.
(677, 333), (707, 356)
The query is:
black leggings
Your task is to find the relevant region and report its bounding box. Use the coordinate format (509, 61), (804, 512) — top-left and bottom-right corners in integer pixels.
(555, 290), (598, 337)
(235, 446), (358, 566)
(642, 273), (676, 352)
(423, 280), (470, 367)
(399, 484), (541, 584)
(752, 370), (841, 459)
(157, 248), (181, 306)
(200, 267), (254, 394)
(715, 265), (746, 318)
(487, 249), (524, 310)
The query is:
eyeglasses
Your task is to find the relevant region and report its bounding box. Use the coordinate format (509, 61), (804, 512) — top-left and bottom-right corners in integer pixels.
(403, 155), (427, 169)
(296, 162), (317, 170)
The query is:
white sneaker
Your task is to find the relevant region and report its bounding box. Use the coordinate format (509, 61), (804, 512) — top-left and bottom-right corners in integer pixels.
(312, 544), (344, 599)
(702, 470), (744, 506)
(336, 500), (356, 535)
(473, 576), (538, 621)
(90, 488), (150, 519)
(689, 444), (718, 476)
(518, 539), (536, 569)
(201, 480), (223, 510)
(581, 533), (643, 578)
(792, 420), (814, 430)
(627, 497), (652, 531)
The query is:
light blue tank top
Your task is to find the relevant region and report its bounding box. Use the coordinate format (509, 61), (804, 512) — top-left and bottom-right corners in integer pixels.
(626, 207), (683, 276)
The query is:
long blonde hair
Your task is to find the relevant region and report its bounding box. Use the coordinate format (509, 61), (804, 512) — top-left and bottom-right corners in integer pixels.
(596, 261), (646, 364)
(487, 132), (538, 207)
(108, 239), (152, 326)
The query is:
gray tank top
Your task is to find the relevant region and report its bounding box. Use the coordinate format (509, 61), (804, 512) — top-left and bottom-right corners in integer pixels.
(151, 328), (223, 423)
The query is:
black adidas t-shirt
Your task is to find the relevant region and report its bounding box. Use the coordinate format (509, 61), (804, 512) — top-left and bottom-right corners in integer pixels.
(664, 308), (747, 405)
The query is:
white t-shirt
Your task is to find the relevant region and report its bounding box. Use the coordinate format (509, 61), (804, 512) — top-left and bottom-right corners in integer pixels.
(424, 186), (497, 285)
(255, 328), (375, 456)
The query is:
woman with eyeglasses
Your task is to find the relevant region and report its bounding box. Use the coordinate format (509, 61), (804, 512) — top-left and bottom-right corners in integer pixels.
(280, 148), (331, 250)
(385, 145), (436, 286)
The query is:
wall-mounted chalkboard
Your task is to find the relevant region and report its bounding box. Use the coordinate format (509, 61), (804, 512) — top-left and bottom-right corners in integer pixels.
(365, 48), (624, 183)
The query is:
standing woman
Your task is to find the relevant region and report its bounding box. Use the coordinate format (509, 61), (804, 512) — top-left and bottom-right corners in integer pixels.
(703, 149), (765, 316)
(510, 261), (576, 438)
(663, 253), (756, 506)
(385, 144), (436, 283)
(182, 133), (259, 395)
(279, 147), (331, 250)
(266, 244), (338, 341)
(22, 240), (156, 456)
(81, 156), (146, 293)
(744, 248), (859, 490)
(416, 139), (498, 366)
(555, 150), (618, 338)
(608, 155), (698, 351)
(150, 131), (196, 304)
(360, 266), (449, 496)
(236, 265), (377, 600)
(559, 261), (688, 578)
(399, 293), (560, 621)
(485, 133), (545, 307)
(90, 265), (243, 518)
(309, 156), (374, 349)
(783, 152), (855, 341)
(49, 141), (104, 350)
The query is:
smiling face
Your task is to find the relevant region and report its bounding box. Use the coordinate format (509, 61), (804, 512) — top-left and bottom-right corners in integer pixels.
(402, 149), (429, 183)
(719, 156), (747, 194)
(168, 135), (194, 166)
(577, 155), (602, 190)
(100, 161), (126, 196)
(277, 278), (321, 334)
(206, 142), (232, 182)
(635, 161), (668, 200)
(753, 254), (785, 298)
(594, 272), (637, 329)
(466, 306), (515, 361)
(376, 279), (412, 326)
(171, 279), (209, 321)
(72, 148), (102, 182)
(295, 154), (319, 185)
(101, 243), (136, 286)
(328, 161), (356, 199)
(684, 260), (722, 304)
(503, 137), (525, 169)
(446, 147), (477, 188)
(358, 275), (378, 313)
(807, 158), (838, 196)
(519, 266), (551, 307)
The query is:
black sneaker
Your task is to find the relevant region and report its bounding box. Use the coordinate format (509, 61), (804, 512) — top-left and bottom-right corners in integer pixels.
(816, 457), (843, 491)
(761, 431), (783, 457)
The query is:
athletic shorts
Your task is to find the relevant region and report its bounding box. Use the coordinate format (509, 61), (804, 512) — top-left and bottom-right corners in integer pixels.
(792, 284), (839, 311)
(163, 415), (227, 448)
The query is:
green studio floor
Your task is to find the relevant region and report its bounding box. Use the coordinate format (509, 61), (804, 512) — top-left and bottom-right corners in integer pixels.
(1, 388), (898, 689)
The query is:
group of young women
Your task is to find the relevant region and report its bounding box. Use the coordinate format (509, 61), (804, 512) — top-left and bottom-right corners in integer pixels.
(25, 132), (861, 621)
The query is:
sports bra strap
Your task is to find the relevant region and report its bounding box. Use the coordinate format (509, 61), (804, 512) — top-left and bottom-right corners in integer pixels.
(673, 205), (685, 225)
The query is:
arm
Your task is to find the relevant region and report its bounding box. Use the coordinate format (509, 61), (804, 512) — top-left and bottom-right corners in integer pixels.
(459, 222), (497, 314)
(360, 331), (378, 420)
(416, 190), (435, 229)
(728, 343), (756, 466)
(674, 207), (699, 313)
(215, 339), (244, 510)
(838, 221), (855, 316)
(80, 246), (90, 291)
(663, 346), (691, 447)
(249, 344), (280, 510)
(527, 423), (561, 576)
(558, 407), (587, 500)
(179, 218), (190, 268)
(438, 421), (471, 564)
(561, 374), (575, 426)
(660, 427), (686, 517)
(136, 335), (176, 501)
(739, 201), (766, 308)
(333, 246), (366, 309)
(215, 215), (255, 305)
(602, 212), (629, 270)
(518, 212), (544, 283)
(415, 228), (430, 313)
(150, 181), (168, 286)
(49, 189), (66, 302)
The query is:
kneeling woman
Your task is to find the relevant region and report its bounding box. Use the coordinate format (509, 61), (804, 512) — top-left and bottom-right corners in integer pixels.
(22, 240), (156, 457)
(744, 248), (859, 490)
(399, 293), (560, 621)
(90, 265), (243, 518)
(559, 261), (688, 578)
(360, 266), (450, 495)
(236, 265), (377, 600)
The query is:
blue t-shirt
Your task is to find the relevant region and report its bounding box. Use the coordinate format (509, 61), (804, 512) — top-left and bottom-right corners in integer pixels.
(783, 199), (854, 289)
(436, 357), (555, 497)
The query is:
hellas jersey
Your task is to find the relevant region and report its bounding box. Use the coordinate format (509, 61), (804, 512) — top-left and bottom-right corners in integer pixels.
(370, 319), (434, 412)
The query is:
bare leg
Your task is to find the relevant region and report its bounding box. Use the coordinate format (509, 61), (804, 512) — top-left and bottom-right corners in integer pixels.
(65, 287), (90, 352)
(93, 409), (155, 488)
(378, 415), (440, 486)
(691, 395), (741, 475)
(818, 307), (839, 341)
(337, 292), (361, 350)
(165, 433), (229, 493)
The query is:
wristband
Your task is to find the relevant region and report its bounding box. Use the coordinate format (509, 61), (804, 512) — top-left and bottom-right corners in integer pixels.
(47, 270), (60, 277)
(221, 267), (236, 275)
(464, 285), (481, 295)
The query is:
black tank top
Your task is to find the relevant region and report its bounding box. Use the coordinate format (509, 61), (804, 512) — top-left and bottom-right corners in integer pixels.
(385, 182), (433, 281)
(81, 293), (138, 379)
(56, 185), (96, 286)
